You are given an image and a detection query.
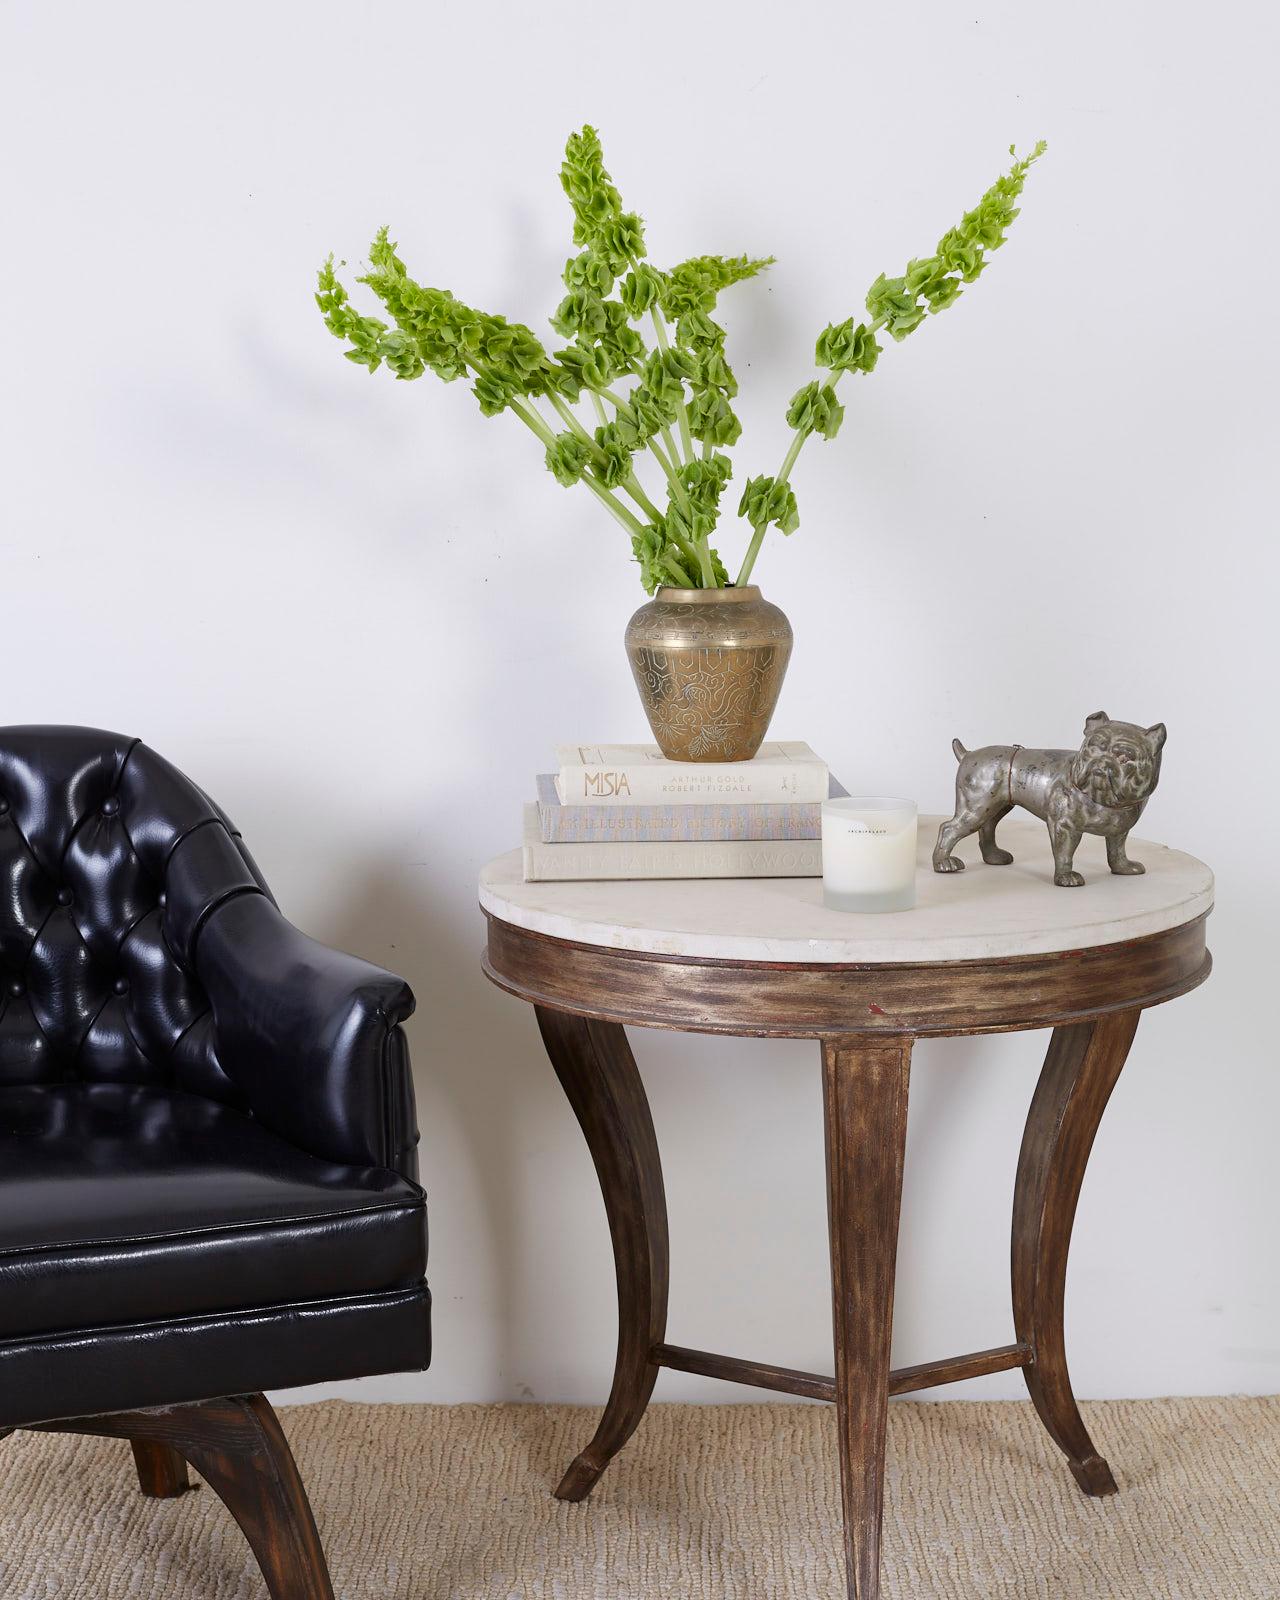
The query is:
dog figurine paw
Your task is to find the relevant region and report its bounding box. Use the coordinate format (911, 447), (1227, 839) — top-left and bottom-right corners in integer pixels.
(933, 712), (1167, 887)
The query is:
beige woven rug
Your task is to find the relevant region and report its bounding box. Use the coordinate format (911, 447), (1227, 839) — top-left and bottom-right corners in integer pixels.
(1, 1398), (1276, 1598)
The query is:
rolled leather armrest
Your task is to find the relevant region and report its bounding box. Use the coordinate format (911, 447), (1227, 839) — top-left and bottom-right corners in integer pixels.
(194, 891), (419, 1178)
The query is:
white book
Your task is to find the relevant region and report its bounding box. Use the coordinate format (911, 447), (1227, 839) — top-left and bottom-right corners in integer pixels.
(555, 740), (828, 806)
(521, 805), (821, 882)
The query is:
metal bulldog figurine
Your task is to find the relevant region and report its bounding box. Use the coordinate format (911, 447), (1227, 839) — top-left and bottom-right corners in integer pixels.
(933, 712), (1168, 887)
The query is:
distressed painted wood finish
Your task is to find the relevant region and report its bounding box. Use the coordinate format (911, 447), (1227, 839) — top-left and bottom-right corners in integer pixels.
(651, 1340), (1030, 1403)
(484, 900), (1212, 1600)
(32, 1394), (334, 1599)
(535, 1007), (670, 1502)
(823, 1037), (913, 1600)
(485, 911), (1210, 1038)
(1012, 1011), (1141, 1496)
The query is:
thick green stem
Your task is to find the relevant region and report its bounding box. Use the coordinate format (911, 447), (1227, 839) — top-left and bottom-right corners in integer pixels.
(589, 390), (608, 428)
(732, 313), (890, 587)
(775, 427), (807, 487)
(659, 423), (684, 474)
(649, 305), (696, 466)
(597, 386), (687, 507)
(625, 474), (665, 525)
(547, 389), (598, 451)
(645, 434), (684, 497)
(509, 395), (559, 450)
(510, 396), (645, 540)
(548, 388), (656, 522)
(579, 470), (647, 537)
(735, 520), (769, 588)
(661, 552), (695, 587)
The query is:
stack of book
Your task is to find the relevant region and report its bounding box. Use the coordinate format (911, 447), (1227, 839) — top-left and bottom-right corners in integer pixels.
(523, 741), (843, 882)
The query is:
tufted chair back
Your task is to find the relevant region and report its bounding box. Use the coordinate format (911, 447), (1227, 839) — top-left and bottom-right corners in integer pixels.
(0, 726), (272, 1103)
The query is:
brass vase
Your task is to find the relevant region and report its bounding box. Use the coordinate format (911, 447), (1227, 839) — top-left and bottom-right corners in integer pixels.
(624, 586), (794, 762)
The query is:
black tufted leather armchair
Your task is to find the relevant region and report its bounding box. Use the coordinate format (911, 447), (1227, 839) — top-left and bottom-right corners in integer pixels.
(0, 726), (428, 1598)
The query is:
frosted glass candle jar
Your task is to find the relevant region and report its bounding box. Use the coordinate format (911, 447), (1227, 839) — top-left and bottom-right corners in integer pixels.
(821, 797), (918, 912)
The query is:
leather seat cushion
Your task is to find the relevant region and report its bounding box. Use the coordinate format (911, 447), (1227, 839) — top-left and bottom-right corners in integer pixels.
(0, 1085), (427, 1340)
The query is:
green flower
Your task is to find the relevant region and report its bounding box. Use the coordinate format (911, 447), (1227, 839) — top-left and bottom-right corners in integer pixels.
(676, 308), (725, 349)
(598, 212), (646, 272)
(738, 474), (799, 535)
(550, 290), (608, 340)
(472, 371), (512, 417)
(631, 521), (694, 595)
(660, 254), (773, 319)
(620, 264), (665, 317)
(560, 128), (646, 266)
(545, 432), (592, 486)
(865, 273), (927, 341)
(554, 342), (611, 393)
(903, 257), (963, 312)
(592, 423), (633, 488)
(693, 343), (737, 396)
(378, 330), (425, 381)
(614, 385), (676, 448)
(642, 346), (697, 409)
(785, 381), (844, 441)
(319, 133), (1044, 594)
(560, 126), (624, 244)
(815, 318), (881, 375)
(563, 250), (614, 296)
(688, 388), (742, 446)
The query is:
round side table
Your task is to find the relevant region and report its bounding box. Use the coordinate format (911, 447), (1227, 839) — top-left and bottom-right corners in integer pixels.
(480, 816), (1213, 1600)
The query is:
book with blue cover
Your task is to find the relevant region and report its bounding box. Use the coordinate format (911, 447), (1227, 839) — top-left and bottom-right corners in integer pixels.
(535, 773), (848, 845)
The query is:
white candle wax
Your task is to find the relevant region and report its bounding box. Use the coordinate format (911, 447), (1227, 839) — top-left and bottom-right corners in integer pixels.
(821, 797), (918, 913)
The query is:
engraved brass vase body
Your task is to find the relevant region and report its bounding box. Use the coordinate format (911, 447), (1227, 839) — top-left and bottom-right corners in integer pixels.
(624, 586), (794, 762)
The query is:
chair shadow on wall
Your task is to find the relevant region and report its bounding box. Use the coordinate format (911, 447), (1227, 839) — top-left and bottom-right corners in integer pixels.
(313, 849), (551, 1413)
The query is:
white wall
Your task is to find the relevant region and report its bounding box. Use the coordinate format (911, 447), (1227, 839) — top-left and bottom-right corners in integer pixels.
(3, 0), (1276, 1405)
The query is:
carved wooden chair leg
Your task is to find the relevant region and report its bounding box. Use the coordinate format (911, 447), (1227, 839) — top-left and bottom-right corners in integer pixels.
(33, 1394), (334, 1600)
(131, 1439), (192, 1498)
(536, 1006), (670, 1502)
(1012, 1011), (1141, 1496)
(822, 1035), (913, 1600)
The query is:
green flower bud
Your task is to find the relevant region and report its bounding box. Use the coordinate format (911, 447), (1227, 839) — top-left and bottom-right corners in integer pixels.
(738, 474), (799, 536)
(472, 371), (511, 417)
(620, 264), (665, 317)
(688, 388), (742, 447)
(676, 309), (725, 350)
(563, 250), (614, 296)
(864, 273), (927, 341)
(598, 212), (646, 272)
(545, 431), (592, 486)
(660, 254), (773, 319)
(785, 380), (844, 441)
(592, 423), (633, 488)
(555, 343), (612, 391)
(550, 291), (608, 341)
(815, 318), (881, 375)
(641, 347), (696, 409)
(379, 330), (425, 381)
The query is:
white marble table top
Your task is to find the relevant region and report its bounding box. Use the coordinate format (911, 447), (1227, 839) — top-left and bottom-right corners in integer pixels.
(479, 815), (1213, 965)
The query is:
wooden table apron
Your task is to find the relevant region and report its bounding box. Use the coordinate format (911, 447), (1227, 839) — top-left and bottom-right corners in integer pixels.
(481, 904), (1212, 1600)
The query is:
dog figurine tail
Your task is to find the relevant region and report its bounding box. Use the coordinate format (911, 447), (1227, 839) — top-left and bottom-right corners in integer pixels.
(951, 738), (968, 762)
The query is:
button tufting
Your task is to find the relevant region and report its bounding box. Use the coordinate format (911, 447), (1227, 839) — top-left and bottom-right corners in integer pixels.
(101, 796), (120, 817)
(112, 977), (129, 995)
(8, 979), (24, 998)
(0, 798), (9, 815)
(56, 888), (73, 906)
